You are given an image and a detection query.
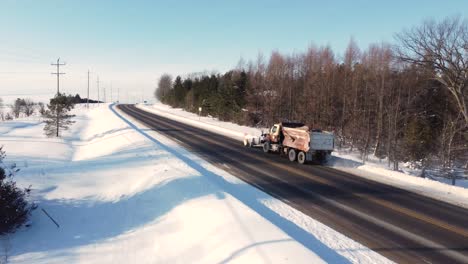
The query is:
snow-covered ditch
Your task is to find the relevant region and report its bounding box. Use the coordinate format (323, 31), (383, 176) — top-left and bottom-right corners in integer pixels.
(0, 103), (391, 263)
(137, 102), (468, 209)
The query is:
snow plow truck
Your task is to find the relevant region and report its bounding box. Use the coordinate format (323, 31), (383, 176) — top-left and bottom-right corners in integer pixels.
(244, 122), (334, 164)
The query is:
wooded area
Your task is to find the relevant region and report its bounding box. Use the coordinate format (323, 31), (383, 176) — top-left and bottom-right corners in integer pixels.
(155, 16), (467, 175)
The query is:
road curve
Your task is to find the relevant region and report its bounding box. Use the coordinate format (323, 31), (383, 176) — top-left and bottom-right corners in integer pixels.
(118, 104), (468, 264)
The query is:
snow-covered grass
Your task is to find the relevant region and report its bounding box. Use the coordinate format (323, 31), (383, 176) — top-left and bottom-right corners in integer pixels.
(331, 148), (467, 186)
(137, 102), (468, 209)
(0, 103), (392, 263)
(329, 150), (468, 208)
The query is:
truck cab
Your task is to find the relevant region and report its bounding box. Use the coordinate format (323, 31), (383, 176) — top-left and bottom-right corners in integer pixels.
(267, 124), (281, 143)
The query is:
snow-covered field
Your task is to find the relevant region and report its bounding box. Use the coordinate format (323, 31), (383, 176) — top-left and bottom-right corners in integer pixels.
(0, 103), (392, 263)
(137, 103), (468, 209)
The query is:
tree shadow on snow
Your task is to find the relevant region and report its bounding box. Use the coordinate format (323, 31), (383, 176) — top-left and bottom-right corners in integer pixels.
(10, 175), (221, 257)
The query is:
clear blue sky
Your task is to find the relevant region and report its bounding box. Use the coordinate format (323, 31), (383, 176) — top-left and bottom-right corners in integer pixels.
(0, 0), (466, 102)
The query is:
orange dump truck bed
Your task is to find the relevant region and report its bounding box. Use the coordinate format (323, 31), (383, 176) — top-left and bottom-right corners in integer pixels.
(282, 126), (310, 152)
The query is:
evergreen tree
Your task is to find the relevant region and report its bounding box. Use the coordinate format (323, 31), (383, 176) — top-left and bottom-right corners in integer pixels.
(403, 118), (435, 162)
(43, 93), (76, 137)
(173, 76), (186, 107)
(73, 94), (82, 104)
(0, 146), (35, 235)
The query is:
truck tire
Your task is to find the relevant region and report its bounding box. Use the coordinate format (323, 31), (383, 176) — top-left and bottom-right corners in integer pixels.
(297, 151), (306, 164)
(288, 148), (297, 162)
(263, 142), (270, 153)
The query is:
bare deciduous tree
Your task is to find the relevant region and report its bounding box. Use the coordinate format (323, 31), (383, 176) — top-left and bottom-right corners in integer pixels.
(155, 74), (173, 100)
(395, 16), (468, 125)
(12, 99), (23, 118)
(38, 102), (46, 116)
(22, 99), (35, 117)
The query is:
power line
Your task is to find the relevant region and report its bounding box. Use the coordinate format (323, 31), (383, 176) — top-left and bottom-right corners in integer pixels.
(51, 58), (66, 95)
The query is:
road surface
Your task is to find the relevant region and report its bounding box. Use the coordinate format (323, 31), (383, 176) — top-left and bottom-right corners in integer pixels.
(118, 104), (468, 264)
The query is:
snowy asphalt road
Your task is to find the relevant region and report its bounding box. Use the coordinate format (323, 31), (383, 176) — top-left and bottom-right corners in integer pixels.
(118, 104), (468, 264)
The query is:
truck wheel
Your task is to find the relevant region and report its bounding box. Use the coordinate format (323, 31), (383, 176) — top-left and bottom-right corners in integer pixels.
(297, 151), (306, 164)
(263, 142), (270, 153)
(288, 148), (297, 162)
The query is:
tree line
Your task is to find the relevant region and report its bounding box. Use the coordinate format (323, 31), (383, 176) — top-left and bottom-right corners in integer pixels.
(0, 94), (97, 121)
(0, 94), (83, 137)
(0, 98), (41, 121)
(155, 16), (467, 176)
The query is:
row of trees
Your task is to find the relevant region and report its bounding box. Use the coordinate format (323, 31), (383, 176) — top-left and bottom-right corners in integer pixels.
(155, 16), (467, 176)
(0, 94), (77, 137)
(157, 71), (247, 122)
(0, 98), (43, 121)
(11, 99), (37, 118)
(0, 94), (91, 121)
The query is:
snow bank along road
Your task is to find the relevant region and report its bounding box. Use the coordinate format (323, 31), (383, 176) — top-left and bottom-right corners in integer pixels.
(118, 104), (468, 264)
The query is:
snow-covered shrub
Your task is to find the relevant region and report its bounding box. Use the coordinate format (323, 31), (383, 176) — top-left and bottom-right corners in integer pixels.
(4, 113), (13, 121)
(0, 147), (35, 235)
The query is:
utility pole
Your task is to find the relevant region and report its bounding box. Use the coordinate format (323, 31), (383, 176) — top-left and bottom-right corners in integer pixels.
(87, 70), (90, 109)
(51, 58), (66, 95)
(103, 87), (106, 103)
(97, 76), (100, 105)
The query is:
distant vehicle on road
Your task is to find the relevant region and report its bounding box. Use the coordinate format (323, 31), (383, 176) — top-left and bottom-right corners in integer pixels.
(244, 122), (334, 164)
